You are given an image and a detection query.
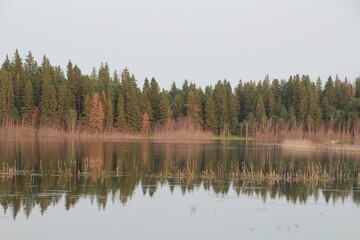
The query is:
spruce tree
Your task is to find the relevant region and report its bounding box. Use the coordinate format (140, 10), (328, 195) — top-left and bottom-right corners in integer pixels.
(116, 94), (126, 129)
(204, 86), (217, 133)
(158, 90), (170, 124)
(0, 68), (15, 121)
(21, 80), (34, 124)
(214, 80), (228, 134)
(255, 95), (266, 122)
(186, 90), (201, 123)
(57, 84), (74, 122)
(121, 68), (141, 131)
(149, 77), (161, 124)
(40, 81), (57, 125)
(142, 78), (152, 117)
(11, 50), (24, 114)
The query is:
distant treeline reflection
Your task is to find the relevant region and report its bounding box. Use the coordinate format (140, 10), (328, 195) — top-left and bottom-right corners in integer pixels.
(0, 139), (359, 218)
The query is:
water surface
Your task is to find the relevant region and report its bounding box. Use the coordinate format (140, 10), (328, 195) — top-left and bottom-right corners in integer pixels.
(0, 139), (359, 239)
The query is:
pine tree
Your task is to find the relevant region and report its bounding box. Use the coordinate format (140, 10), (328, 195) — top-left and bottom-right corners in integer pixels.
(355, 77), (360, 98)
(241, 81), (256, 121)
(57, 84), (74, 122)
(149, 77), (161, 124)
(324, 76), (336, 106)
(67, 64), (83, 118)
(82, 95), (92, 126)
(261, 76), (274, 118)
(158, 90), (170, 124)
(0, 68), (15, 122)
(121, 69), (142, 131)
(21, 80), (34, 124)
(142, 78), (152, 117)
(295, 82), (307, 123)
(11, 50), (24, 114)
(101, 91), (114, 128)
(204, 86), (217, 133)
(255, 95), (266, 122)
(169, 82), (183, 120)
(307, 89), (322, 123)
(141, 112), (150, 135)
(181, 79), (189, 116)
(214, 80), (228, 134)
(112, 70), (119, 83)
(116, 94), (126, 129)
(88, 92), (104, 132)
(98, 63), (110, 94)
(40, 79), (57, 125)
(186, 90), (201, 123)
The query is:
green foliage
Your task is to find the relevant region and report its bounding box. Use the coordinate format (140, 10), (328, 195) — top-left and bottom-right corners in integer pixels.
(158, 90), (170, 124)
(3, 50), (360, 136)
(148, 77), (161, 124)
(40, 81), (57, 125)
(21, 80), (34, 123)
(255, 95), (266, 122)
(0, 68), (15, 121)
(57, 84), (74, 122)
(121, 68), (141, 132)
(204, 87), (217, 133)
(116, 94), (126, 129)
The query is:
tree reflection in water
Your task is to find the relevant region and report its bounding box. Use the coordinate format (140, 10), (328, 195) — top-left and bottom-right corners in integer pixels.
(0, 138), (359, 219)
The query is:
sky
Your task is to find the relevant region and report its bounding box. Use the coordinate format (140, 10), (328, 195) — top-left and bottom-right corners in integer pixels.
(0, 0), (359, 89)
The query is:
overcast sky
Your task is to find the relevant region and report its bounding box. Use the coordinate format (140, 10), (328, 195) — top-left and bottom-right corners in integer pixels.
(0, 0), (359, 89)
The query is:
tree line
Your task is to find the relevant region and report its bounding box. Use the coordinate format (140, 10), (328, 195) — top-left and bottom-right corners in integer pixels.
(1, 50), (360, 136)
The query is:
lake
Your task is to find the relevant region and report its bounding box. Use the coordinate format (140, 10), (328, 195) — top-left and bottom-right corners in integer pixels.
(0, 138), (359, 240)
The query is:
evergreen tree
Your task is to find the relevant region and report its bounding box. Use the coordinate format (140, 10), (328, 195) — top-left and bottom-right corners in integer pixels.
(214, 80), (228, 134)
(88, 92), (104, 132)
(204, 86), (217, 133)
(102, 91), (114, 128)
(149, 77), (161, 124)
(141, 112), (150, 135)
(67, 64), (83, 118)
(142, 78), (152, 117)
(355, 77), (360, 98)
(186, 90), (201, 123)
(116, 94), (126, 129)
(40, 81), (57, 125)
(261, 75), (274, 118)
(324, 76), (336, 106)
(295, 81), (307, 123)
(255, 95), (266, 122)
(121, 68), (141, 131)
(0, 68), (15, 121)
(57, 84), (74, 122)
(11, 50), (24, 114)
(158, 90), (170, 124)
(98, 63), (110, 94)
(169, 82), (183, 120)
(21, 80), (34, 124)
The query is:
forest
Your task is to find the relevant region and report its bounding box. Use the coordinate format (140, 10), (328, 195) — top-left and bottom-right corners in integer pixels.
(1, 50), (360, 141)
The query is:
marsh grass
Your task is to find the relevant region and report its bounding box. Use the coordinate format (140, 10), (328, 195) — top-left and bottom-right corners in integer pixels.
(0, 124), (214, 142)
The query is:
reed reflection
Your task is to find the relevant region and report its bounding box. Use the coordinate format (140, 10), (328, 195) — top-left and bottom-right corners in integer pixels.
(0, 138), (359, 219)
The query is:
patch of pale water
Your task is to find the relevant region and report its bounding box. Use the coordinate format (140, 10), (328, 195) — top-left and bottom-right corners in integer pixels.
(0, 184), (358, 240)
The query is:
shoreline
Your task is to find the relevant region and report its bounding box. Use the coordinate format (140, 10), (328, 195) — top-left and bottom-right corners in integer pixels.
(2, 126), (360, 152)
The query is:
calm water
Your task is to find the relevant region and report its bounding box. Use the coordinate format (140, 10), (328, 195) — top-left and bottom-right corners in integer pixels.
(0, 138), (359, 240)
